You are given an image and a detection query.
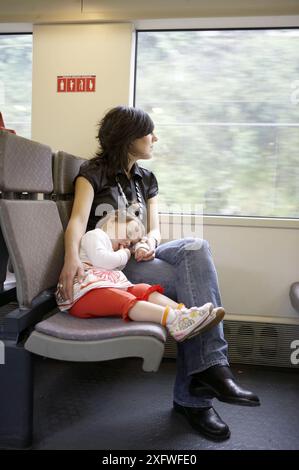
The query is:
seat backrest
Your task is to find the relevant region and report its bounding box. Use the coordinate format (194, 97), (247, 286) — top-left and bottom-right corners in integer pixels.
(0, 131), (64, 308)
(0, 112), (16, 134)
(0, 220), (9, 292)
(53, 151), (86, 230)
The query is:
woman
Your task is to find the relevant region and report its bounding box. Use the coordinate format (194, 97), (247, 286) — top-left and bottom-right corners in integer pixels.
(58, 106), (260, 441)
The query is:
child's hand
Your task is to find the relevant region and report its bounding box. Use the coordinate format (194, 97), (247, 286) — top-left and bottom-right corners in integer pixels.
(135, 247), (155, 262)
(119, 244), (131, 260)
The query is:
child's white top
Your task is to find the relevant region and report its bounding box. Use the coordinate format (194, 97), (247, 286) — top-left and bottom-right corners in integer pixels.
(55, 228), (134, 312)
(79, 228), (130, 270)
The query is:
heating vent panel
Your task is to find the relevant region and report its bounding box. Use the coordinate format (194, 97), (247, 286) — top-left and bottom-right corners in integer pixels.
(163, 319), (299, 369)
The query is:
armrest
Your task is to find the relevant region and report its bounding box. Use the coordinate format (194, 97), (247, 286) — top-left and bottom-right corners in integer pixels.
(2, 289), (57, 341)
(0, 287), (17, 306)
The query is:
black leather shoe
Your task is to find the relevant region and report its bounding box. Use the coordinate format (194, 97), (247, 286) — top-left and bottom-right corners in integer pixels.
(189, 365), (260, 406)
(173, 401), (230, 441)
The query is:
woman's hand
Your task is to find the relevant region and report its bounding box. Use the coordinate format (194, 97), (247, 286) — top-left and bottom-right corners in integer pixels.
(58, 256), (85, 301)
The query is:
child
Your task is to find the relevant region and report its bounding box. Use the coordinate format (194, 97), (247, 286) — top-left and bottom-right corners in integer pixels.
(56, 211), (225, 342)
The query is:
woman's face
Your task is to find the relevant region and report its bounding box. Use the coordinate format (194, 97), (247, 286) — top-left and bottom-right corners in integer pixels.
(130, 132), (158, 160)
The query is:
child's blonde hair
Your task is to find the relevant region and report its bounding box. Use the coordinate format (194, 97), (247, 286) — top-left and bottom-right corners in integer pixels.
(96, 210), (145, 240)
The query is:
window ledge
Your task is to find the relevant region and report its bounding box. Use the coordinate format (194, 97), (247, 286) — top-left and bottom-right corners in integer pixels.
(203, 215), (299, 229)
(159, 213), (299, 230)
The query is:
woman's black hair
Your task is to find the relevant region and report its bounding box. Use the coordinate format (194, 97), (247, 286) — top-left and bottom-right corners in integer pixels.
(92, 105), (154, 179)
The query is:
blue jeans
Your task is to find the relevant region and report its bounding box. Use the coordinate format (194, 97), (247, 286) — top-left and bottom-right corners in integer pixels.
(123, 237), (229, 408)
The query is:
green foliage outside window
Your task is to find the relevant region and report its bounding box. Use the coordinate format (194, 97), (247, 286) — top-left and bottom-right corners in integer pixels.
(0, 34), (32, 138)
(135, 29), (299, 218)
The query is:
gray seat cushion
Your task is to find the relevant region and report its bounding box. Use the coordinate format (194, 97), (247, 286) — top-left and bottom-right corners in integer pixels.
(35, 312), (167, 343)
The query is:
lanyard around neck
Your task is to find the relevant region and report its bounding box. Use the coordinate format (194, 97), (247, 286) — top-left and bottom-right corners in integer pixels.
(116, 176), (144, 220)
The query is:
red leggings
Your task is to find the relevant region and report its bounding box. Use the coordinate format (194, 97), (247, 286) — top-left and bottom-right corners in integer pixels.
(69, 283), (164, 321)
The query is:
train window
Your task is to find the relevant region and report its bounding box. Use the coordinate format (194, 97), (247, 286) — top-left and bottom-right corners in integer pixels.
(0, 33), (32, 137)
(135, 29), (299, 218)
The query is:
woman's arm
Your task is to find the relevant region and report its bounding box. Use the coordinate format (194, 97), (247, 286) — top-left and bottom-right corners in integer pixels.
(135, 195), (160, 262)
(59, 176), (94, 300)
(146, 195), (161, 248)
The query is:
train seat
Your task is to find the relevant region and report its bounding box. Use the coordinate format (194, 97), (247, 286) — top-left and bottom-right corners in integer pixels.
(0, 222), (9, 292)
(0, 129), (16, 303)
(0, 130), (166, 448)
(0, 130), (165, 369)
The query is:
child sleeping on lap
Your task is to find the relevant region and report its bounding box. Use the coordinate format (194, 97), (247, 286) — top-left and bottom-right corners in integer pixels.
(55, 210), (225, 342)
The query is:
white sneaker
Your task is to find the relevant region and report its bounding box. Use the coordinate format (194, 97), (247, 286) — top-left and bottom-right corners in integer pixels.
(167, 303), (214, 342)
(186, 307), (225, 340)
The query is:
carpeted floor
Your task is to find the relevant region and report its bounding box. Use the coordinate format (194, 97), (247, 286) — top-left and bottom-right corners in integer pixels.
(31, 356), (299, 450)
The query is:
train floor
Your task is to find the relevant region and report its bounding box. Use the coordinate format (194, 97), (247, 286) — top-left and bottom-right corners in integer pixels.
(31, 356), (299, 450)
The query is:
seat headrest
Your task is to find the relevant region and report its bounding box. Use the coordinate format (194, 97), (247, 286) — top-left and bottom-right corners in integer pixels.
(53, 151), (86, 195)
(290, 282), (299, 313)
(0, 130), (53, 193)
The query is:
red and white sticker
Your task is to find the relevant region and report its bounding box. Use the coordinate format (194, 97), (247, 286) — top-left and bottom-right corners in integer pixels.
(57, 75), (96, 93)
(57, 77), (67, 93)
(86, 76), (96, 92)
